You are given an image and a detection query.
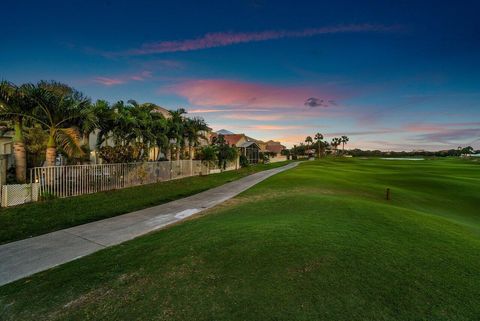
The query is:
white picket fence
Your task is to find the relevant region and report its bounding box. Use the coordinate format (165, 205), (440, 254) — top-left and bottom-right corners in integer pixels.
(0, 160), (237, 207)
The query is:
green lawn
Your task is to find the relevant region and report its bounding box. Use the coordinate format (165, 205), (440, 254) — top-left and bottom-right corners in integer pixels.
(1, 158), (480, 320)
(0, 161), (291, 245)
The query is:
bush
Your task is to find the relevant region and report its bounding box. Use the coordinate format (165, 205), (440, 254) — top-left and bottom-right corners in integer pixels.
(239, 155), (249, 167)
(98, 145), (142, 163)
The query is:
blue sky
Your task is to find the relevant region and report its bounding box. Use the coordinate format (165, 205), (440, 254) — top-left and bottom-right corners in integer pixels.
(1, 0), (479, 150)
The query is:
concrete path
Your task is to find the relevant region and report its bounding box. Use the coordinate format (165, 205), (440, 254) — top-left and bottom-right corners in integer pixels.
(0, 162), (298, 286)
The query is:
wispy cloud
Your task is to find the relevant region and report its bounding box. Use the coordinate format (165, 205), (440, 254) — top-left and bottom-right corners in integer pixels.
(105, 24), (402, 56)
(327, 129), (400, 137)
(188, 108), (272, 114)
(93, 71), (152, 86)
(412, 128), (480, 143)
(404, 122), (480, 133)
(246, 125), (303, 131)
(167, 79), (343, 109)
(222, 113), (287, 121)
(93, 77), (126, 86)
(304, 97), (336, 108)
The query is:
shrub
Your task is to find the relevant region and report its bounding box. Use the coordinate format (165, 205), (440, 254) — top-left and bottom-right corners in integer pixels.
(239, 155), (249, 167)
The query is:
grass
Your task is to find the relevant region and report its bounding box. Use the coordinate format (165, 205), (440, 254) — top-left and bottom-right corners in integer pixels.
(0, 161), (291, 245)
(1, 157), (479, 320)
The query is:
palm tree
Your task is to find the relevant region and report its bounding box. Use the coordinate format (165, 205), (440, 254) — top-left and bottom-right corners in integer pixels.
(0, 81), (35, 182)
(184, 117), (209, 159)
(341, 135), (349, 152)
(167, 108), (186, 160)
(331, 137), (341, 154)
(28, 81), (92, 166)
(93, 100), (115, 148)
(314, 132), (323, 158)
(305, 136), (313, 148)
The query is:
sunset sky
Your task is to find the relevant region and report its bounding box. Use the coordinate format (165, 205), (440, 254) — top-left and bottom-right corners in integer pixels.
(2, 0), (479, 150)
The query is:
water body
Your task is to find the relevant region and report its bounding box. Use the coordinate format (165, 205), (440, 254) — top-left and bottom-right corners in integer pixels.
(380, 158), (425, 161)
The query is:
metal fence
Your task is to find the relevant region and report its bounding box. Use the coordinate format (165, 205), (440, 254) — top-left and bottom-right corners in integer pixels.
(24, 160), (236, 202)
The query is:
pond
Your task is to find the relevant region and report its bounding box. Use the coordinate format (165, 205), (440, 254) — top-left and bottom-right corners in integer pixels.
(380, 158), (425, 160)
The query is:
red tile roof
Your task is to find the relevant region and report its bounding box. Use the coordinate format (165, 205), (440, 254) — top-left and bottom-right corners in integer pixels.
(266, 142), (286, 154)
(210, 133), (246, 146)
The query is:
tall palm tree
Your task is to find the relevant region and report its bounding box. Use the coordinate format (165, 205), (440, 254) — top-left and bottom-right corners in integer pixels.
(341, 135), (349, 152)
(331, 137), (341, 154)
(167, 108), (186, 160)
(0, 81), (35, 182)
(314, 132), (324, 158)
(184, 117), (209, 159)
(28, 82), (92, 166)
(147, 104), (169, 161)
(305, 136), (313, 148)
(93, 100), (115, 149)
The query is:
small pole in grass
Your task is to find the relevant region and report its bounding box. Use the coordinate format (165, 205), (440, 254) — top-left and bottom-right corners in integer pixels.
(386, 188), (391, 200)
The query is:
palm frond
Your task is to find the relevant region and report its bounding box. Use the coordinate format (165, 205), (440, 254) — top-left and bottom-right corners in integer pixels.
(55, 127), (84, 157)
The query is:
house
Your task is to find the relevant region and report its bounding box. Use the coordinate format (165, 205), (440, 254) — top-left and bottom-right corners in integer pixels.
(210, 133), (261, 164)
(265, 140), (285, 154)
(265, 140), (287, 162)
(238, 141), (260, 164)
(0, 130), (14, 183)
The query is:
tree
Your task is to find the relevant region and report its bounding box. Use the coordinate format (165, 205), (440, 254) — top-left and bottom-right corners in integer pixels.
(24, 124), (48, 168)
(167, 109), (186, 160)
(331, 137), (341, 153)
(28, 81), (92, 166)
(305, 136), (313, 148)
(212, 134), (238, 169)
(461, 146), (474, 155)
(0, 81), (36, 182)
(341, 135), (349, 152)
(314, 132), (324, 158)
(184, 117), (209, 159)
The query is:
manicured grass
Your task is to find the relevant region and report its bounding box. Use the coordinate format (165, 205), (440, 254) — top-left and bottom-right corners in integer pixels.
(1, 158), (479, 320)
(0, 161), (292, 245)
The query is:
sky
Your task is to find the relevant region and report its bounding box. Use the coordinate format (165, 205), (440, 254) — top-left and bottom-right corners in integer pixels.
(1, 0), (480, 150)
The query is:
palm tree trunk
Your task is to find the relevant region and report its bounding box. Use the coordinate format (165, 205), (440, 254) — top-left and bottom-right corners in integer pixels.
(45, 134), (56, 167)
(176, 144), (180, 160)
(189, 145), (193, 176)
(12, 122), (27, 183)
(189, 145), (194, 160)
(82, 133), (89, 147)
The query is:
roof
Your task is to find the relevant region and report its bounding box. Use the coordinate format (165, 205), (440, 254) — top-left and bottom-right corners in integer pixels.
(238, 141), (260, 149)
(266, 141), (286, 154)
(152, 106), (171, 118)
(216, 129), (235, 135)
(266, 144), (285, 154)
(210, 133), (246, 146)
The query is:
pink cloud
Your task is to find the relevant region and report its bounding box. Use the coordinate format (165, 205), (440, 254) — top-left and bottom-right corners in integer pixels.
(93, 71), (152, 86)
(168, 79), (342, 109)
(107, 24), (402, 56)
(188, 109), (229, 113)
(246, 125), (303, 131)
(222, 113), (287, 121)
(93, 77), (126, 86)
(188, 108), (272, 114)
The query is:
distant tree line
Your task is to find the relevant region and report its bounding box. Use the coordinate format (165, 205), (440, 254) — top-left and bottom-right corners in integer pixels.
(282, 133), (477, 159)
(347, 146), (477, 157)
(283, 133), (350, 159)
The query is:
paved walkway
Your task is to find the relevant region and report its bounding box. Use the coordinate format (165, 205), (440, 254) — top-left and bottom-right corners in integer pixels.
(0, 162), (298, 286)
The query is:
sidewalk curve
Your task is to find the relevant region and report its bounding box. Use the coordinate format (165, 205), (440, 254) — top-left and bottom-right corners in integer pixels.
(0, 162), (298, 286)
